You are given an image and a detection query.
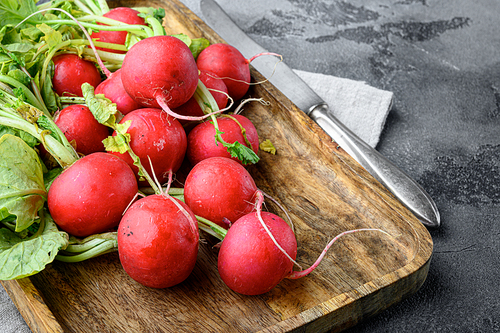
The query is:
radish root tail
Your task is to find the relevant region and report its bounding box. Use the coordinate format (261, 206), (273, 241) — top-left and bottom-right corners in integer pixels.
(233, 98), (270, 115)
(286, 228), (393, 280)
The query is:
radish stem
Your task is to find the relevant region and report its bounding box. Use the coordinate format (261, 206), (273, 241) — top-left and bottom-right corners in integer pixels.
(195, 215), (227, 240)
(55, 239), (118, 262)
(139, 187), (184, 196)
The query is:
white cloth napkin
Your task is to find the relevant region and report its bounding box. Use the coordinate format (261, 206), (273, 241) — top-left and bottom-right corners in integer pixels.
(293, 69), (393, 148)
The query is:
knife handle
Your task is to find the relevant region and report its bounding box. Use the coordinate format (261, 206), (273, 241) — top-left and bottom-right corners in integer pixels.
(309, 104), (440, 228)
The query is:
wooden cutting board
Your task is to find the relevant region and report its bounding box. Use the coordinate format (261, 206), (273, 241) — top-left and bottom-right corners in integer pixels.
(1, 0), (433, 332)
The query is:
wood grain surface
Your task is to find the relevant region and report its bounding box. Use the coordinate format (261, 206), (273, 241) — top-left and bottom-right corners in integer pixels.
(1, 0), (433, 332)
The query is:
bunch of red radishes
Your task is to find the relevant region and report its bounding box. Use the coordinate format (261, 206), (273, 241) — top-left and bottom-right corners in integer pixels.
(42, 6), (299, 296)
(45, 6), (386, 296)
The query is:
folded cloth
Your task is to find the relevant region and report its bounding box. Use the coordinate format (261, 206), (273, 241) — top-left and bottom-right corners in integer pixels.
(293, 69), (393, 148)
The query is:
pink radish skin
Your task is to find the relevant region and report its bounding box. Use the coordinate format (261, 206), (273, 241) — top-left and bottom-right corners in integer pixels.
(90, 7), (146, 54)
(187, 114), (259, 166)
(183, 157), (257, 228)
(95, 69), (142, 115)
(52, 54), (102, 97)
(47, 152), (138, 237)
(218, 211), (297, 295)
(110, 108), (187, 186)
(196, 43), (250, 101)
(118, 195), (199, 288)
(173, 70), (228, 126)
(120, 36), (199, 109)
(54, 104), (110, 155)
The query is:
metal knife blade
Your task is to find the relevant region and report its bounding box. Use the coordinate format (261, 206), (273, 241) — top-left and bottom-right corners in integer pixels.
(200, 0), (440, 228)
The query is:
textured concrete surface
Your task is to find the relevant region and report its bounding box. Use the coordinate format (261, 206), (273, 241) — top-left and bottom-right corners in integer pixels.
(183, 0), (500, 332)
(2, 0), (499, 332)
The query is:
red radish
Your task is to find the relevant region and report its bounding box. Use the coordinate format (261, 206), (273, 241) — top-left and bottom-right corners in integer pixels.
(187, 114), (259, 166)
(90, 7), (146, 54)
(196, 43), (250, 101)
(47, 152), (138, 237)
(198, 70), (229, 110)
(117, 194), (199, 288)
(183, 157), (257, 228)
(109, 108), (187, 185)
(216, 191), (391, 295)
(52, 54), (102, 97)
(95, 69), (141, 115)
(173, 70), (228, 125)
(120, 35), (198, 109)
(218, 211), (297, 295)
(54, 104), (109, 155)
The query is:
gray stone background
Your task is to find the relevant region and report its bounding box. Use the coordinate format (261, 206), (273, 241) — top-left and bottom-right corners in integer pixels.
(1, 0), (499, 332)
(187, 1), (500, 332)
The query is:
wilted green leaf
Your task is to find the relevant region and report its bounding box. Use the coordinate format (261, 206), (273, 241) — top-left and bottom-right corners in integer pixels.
(0, 213), (69, 280)
(0, 134), (47, 232)
(103, 131), (130, 155)
(7, 68), (30, 86)
(190, 37), (210, 59)
(260, 139), (276, 155)
(82, 82), (118, 127)
(36, 23), (63, 50)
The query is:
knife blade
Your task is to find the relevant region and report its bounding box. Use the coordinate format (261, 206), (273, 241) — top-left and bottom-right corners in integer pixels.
(199, 0), (440, 228)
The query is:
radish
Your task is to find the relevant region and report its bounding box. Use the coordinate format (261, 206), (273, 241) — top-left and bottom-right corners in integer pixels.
(52, 54), (102, 97)
(183, 156), (257, 228)
(120, 35), (199, 109)
(218, 211), (297, 295)
(117, 194), (199, 288)
(197, 70), (229, 110)
(196, 43), (250, 101)
(54, 104), (110, 155)
(173, 69), (228, 126)
(47, 152), (138, 237)
(196, 44), (282, 101)
(109, 107), (187, 186)
(94, 69), (142, 115)
(216, 191), (391, 295)
(187, 114), (259, 166)
(90, 7), (146, 54)
(111, 108), (199, 289)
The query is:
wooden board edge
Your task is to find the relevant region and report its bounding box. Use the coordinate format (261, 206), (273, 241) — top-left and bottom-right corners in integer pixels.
(264, 216), (434, 333)
(1, 278), (64, 333)
(260, 249), (432, 333)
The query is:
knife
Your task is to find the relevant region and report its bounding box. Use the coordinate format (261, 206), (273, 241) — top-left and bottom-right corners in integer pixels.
(199, 0), (440, 228)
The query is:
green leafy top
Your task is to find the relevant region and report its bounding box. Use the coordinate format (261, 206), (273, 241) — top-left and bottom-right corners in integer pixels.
(0, 0), (42, 27)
